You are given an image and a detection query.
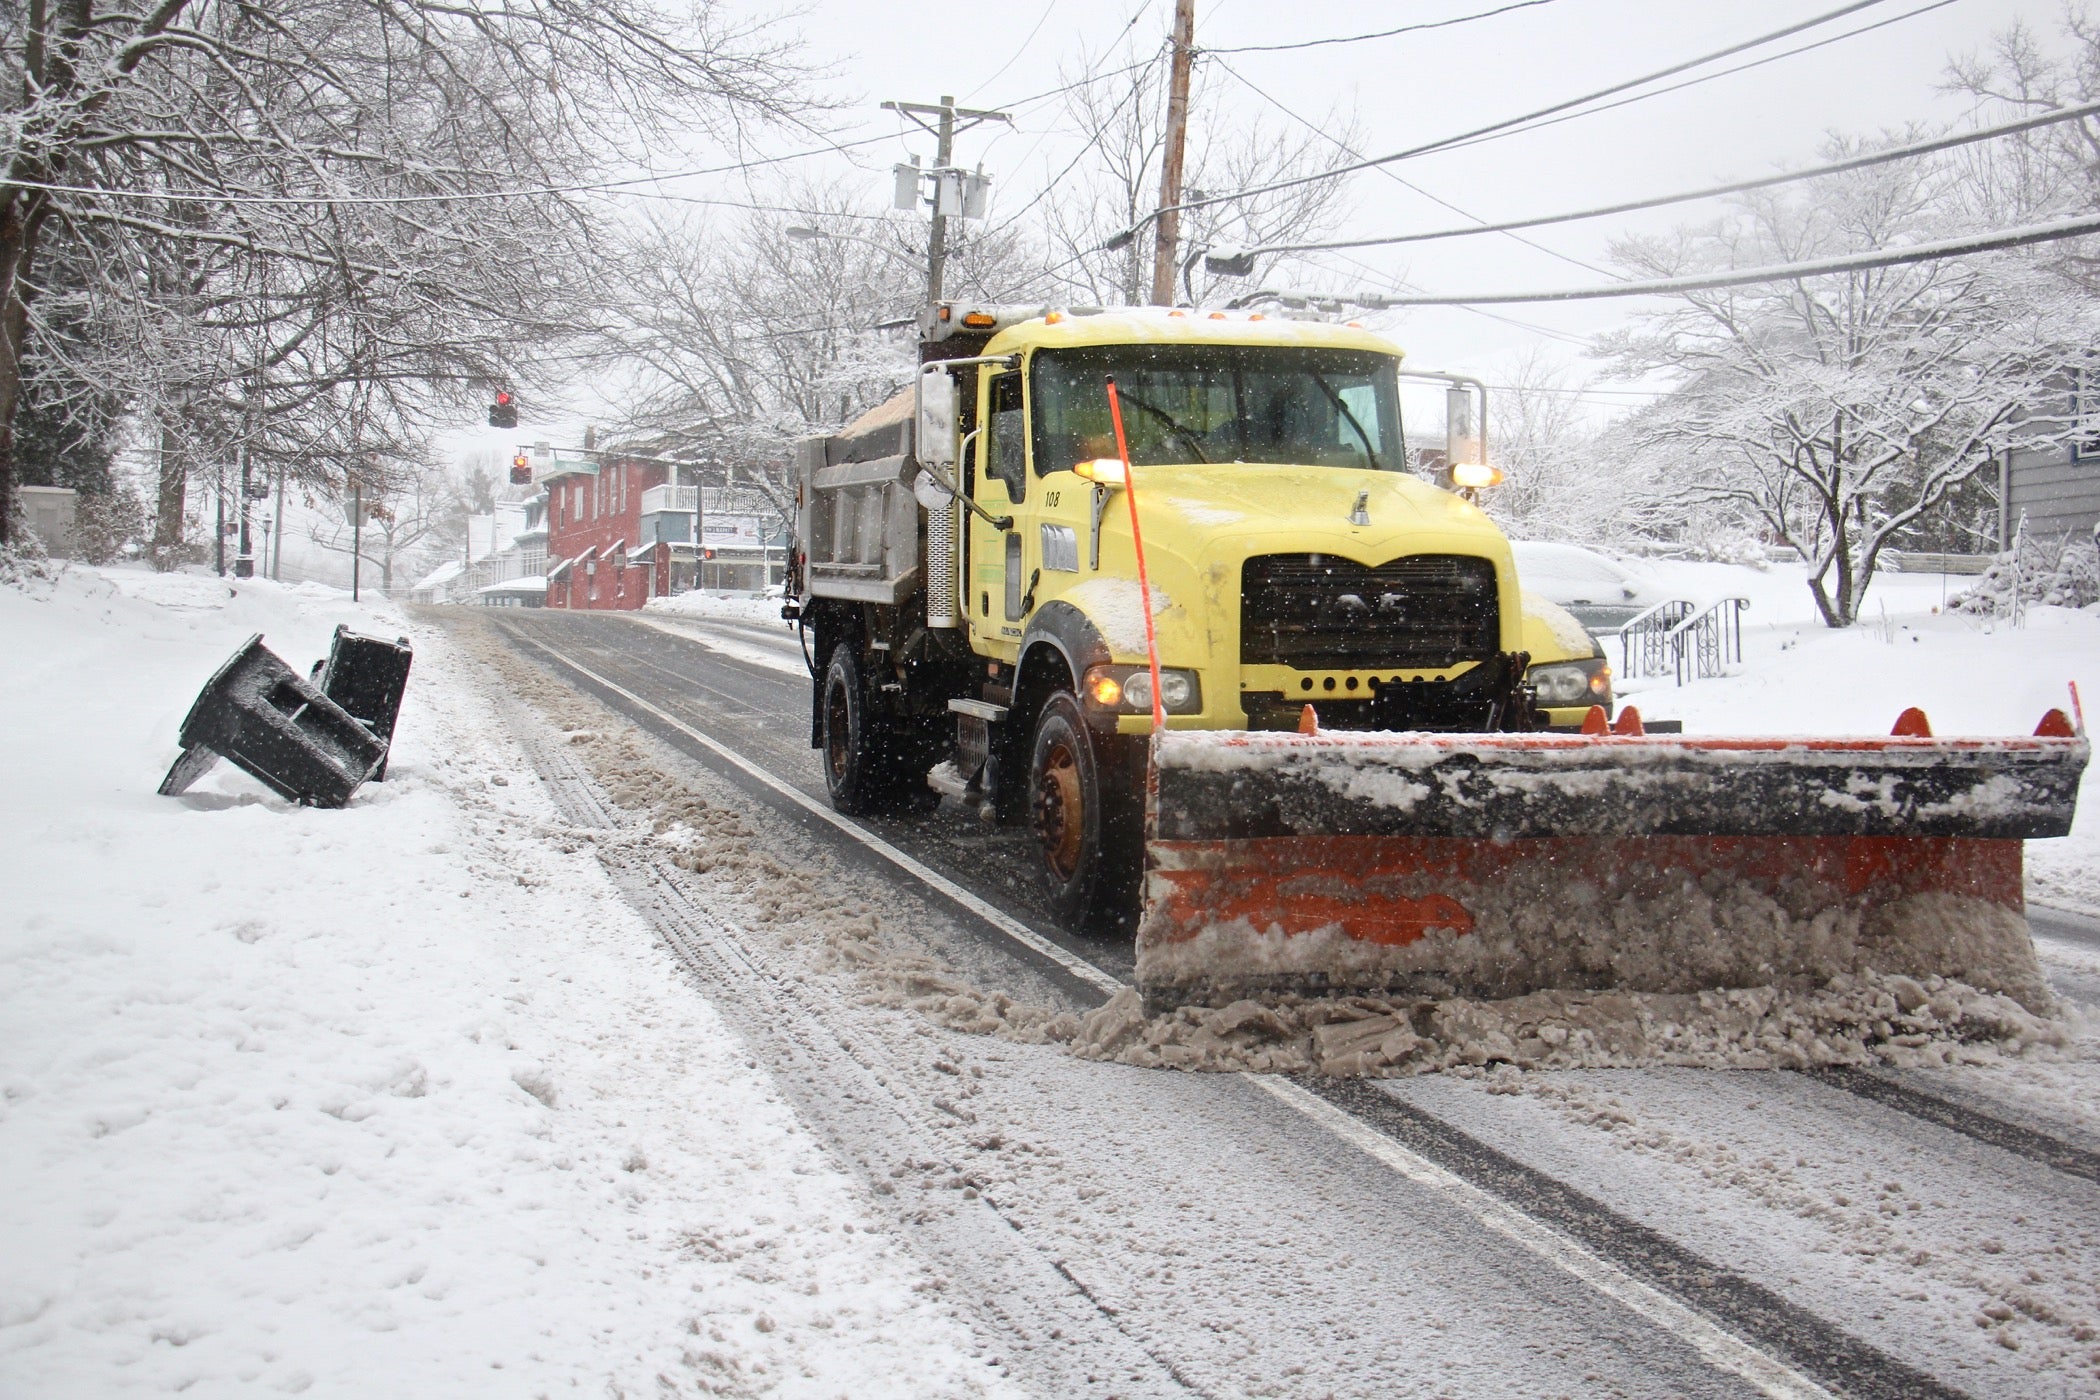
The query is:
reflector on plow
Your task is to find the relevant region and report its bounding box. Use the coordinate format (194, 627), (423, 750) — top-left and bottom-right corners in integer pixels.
(1137, 711), (2088, 1013)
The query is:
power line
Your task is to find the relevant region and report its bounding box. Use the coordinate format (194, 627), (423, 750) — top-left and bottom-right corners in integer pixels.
(1420, 0), (1962, 160)
(1204, 0), (1564, 54)
(964, 0), (1061, 100)
(980, 10), (1171, 243)
(1249, 97), (2100, 256)
(1339, 211), (2100, 305)
(1479, 382), (1668, 397)
(4, 43), (1165, 213)
(970, 0), (1166, 182)
(1446, 303), (1602, 347)
(1116, 0), (1908, 236)
(9, 133), (906, 208)
(1209, 56), (1618, 278)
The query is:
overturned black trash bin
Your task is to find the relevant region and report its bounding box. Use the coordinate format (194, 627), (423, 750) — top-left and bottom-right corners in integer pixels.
(312, 625), (413, 781)
(158, 634), (386, 807)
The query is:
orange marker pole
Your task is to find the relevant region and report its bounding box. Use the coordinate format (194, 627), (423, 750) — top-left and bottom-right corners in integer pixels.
(1105, 376), (1167, 730)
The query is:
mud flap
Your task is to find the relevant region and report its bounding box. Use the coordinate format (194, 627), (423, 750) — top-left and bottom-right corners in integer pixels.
(1138, 716), (2088, 1011)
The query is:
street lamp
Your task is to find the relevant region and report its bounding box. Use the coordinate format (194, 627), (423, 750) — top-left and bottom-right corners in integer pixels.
(783, 226), (920, 260)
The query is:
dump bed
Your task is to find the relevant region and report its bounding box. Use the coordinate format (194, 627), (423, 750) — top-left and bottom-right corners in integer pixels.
(796, 389), (925, 606)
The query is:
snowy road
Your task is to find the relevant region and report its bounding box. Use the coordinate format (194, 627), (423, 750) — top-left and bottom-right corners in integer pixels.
(441, 604), (2100, 1399)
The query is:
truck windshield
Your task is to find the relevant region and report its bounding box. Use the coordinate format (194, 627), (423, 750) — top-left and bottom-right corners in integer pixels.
(1030, 345), (1404, 475)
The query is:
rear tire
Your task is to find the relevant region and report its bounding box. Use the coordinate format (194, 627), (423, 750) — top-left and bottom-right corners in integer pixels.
(1028, 691), (1139, 932)
(821, 643), (912, 815)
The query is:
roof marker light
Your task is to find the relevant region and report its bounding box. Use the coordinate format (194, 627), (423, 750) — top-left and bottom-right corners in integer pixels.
(1450, 462), (1504, 488)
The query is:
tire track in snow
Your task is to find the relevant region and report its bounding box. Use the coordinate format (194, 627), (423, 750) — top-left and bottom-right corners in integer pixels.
(1303, 1078), (1962, 1400)
(462, 610), (2005, 1400)
(1807, 1067), (2100, 1187)
(487, 686), (1203, 1400)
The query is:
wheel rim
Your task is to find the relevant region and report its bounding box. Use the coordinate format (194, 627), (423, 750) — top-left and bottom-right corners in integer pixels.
(1034, 738), (1087, 881)
(825, 677), (851, 784)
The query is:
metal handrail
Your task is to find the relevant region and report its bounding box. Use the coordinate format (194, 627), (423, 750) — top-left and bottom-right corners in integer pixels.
(1614, 595), (1749, 686)
(1610, 596), (1693, 636)
(1665, 596), (1748, 686)
(1616, 598), (1695, 681)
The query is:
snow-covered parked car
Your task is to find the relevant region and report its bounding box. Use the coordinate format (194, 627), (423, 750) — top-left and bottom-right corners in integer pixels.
(1510, 540), (1668, 633)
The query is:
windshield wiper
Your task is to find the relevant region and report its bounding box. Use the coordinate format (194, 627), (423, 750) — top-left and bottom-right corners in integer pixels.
(1309, 372), (1381, 470)
(1116, 388), (1211, 463)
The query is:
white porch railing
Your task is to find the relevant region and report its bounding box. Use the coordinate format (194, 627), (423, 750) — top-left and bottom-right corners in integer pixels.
(642, 484), (699, 514)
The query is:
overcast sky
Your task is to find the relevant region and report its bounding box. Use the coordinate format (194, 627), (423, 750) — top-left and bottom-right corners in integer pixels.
(465, 0), (2076, 456)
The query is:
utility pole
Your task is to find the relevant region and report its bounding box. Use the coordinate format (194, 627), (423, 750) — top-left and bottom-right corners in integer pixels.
(235, 282), (262, 578)
(883, 96), (1010, 314)
(351, 479), (361, 603)
(1150, 0), (1197, 307)
(234, 437), (253, 578)
(928, 97), (956, 311)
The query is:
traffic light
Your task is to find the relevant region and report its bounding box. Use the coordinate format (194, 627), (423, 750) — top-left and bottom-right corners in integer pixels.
(488, 389), (518, 429)
(509, 452), (531, 485)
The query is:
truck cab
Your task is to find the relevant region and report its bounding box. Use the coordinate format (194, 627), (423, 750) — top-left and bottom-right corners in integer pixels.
(793, 304), (1605, 927)
(960, 308), (1548, 738)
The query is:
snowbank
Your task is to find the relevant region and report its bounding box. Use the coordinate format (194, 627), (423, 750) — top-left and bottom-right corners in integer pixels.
(1601, 564), (2100, 910)
(644, 591), (785, 627)
(0, 566), (1011, 1397)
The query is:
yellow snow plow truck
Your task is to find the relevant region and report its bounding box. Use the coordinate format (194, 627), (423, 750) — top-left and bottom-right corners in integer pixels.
(788, 304), (2087, 1010)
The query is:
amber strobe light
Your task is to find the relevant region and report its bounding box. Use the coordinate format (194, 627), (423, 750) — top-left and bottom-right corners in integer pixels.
(1450, 462), (1504, 488)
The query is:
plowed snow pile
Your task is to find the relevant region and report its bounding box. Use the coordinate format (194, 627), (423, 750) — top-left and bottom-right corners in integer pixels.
(1070, 974), (2073, 1076)
(1135, 883), (2056, 1010)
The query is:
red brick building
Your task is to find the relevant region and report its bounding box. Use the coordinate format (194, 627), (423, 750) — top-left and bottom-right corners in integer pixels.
(543, 456), (700, 609)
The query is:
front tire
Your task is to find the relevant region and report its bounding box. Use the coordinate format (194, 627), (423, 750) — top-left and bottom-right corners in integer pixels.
(1027, 691), (1138, 931)
(821, 643), (911, 815)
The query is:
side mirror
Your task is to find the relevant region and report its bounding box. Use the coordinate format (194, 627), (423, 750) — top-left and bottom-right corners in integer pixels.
(916, 366), (957, 469)
(1444, 385), (1482, 471)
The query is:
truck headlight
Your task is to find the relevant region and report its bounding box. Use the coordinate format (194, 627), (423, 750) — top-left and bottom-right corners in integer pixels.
(1528, 658), (1611, 708)
(1083, 664), (1202, 714)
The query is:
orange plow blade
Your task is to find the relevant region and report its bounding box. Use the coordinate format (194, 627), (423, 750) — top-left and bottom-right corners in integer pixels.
(1138, 715), (2087, 1011)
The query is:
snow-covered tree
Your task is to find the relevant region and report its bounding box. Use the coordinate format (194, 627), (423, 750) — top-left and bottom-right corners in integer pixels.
(610, 204), (918, 515)
(304, 451), (465, 593)
(1943, 13), (2100, 279)
(605, 181), (1040, 515)
(1600, 141), (2099, 627)
(0, 0), (812, 550)
(1472, 349), (1677, 547)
